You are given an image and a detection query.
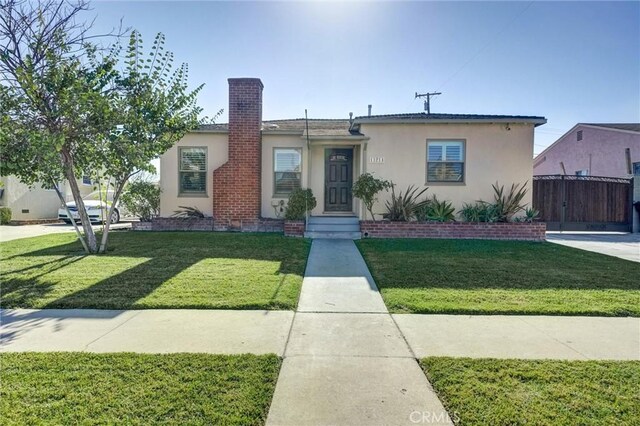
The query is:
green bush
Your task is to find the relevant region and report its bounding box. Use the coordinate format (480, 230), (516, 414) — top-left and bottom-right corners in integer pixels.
(0, 207), (11, 224)
(121, 180), (161, 222)
(285, 188), (316, 220)
(482, 181), (529, 222)
(352, 173), (391, 221)
(383, 184), (430, 222)
(459, 202), (499, 223)
(424, 195), (455, 222)
(172, 206), (205, 218)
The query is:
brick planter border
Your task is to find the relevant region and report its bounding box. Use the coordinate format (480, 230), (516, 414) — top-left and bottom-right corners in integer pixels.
(284, 220), (305, 237)
(132, 217), (284, 233)
(360, 221), (546, 241)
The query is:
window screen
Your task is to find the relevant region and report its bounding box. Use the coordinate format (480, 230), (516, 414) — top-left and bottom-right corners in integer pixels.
(427, 141), (464, 183)
(274, 148), (302, 195)
(179, 147), (207, 194)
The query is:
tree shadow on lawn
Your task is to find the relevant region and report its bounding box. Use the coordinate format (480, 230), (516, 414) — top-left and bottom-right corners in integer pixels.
(1, 232), (309, 311)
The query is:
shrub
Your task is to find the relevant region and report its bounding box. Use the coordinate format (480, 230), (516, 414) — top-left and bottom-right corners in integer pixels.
(0, 207), (11, 224)
(172, 206), (205, 218)
(481, 181), (529, 222)
(459, 202), (499, 223)
(120, 180), (161, 222)
(285, 188), (316, 220)
(524, 207), (540, 222)
(424, 195), (455, 222)
(352, 173), (392, 221)
(383, 184), (429, 222)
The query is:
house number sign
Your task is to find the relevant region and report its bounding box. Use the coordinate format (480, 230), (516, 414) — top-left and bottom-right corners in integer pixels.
(369, 156), (384, 164)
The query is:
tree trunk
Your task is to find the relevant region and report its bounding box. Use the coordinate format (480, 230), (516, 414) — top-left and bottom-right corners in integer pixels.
(62, 149), (98, 253)
(50, 178), (89, 253)
(98, 179), (125, 254)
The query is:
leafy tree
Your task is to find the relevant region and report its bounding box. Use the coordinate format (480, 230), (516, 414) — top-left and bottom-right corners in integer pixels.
(352, 173), (392, 221)
(1, 1), (207, 253)
(0, 0), (118, 252)
(95, 30), (204, 252)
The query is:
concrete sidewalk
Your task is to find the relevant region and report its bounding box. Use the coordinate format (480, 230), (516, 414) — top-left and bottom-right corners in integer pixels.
(547, 232), (640, 262)
(395, 314), (640, 361)
(266, 240), (453, 426)
(0, 309), (293, 355)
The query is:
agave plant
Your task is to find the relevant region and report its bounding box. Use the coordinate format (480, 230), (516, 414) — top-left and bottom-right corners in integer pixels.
(383, 184), (430, 221)
(460, 201), (500, 223)
(426, 195), (455, 222)
(524, 207), (540, 223)
(482, 182), (529, 222)
(172, 206), (206, 218)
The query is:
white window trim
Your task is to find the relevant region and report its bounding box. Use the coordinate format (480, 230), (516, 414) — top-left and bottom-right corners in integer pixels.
(426, 139), (466, 185)
(178, 146), (208, 197)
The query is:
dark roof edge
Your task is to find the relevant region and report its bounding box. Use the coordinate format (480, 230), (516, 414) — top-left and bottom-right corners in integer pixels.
(353, 115), (547, 127)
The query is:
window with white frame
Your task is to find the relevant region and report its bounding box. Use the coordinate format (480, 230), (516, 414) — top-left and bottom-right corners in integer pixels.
(427, 140), (465, 183)
(179, 147), (207, 195)
(82, 175), (92, 185)
(274, 148), (302, 195)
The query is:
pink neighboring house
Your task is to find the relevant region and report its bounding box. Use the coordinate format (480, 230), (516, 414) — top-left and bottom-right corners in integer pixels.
(534, 123), (640, 178)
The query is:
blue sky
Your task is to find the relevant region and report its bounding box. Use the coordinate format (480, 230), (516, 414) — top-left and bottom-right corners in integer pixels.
(92, 1), (639, 155)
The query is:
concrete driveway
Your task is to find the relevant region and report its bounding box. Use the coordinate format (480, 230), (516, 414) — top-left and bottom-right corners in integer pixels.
(546, 232), (640, 262)
(0, 222), (132, 243)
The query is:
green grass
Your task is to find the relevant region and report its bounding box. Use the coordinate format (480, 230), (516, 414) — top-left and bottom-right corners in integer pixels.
(0, 352), (281, 425)
(1, 231), (310, 310)
(356, 239), (640, 316)
(421, 357), (640, 426)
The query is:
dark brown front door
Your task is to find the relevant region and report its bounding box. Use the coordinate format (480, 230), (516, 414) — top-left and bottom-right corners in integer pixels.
(325, 148), (353, 212)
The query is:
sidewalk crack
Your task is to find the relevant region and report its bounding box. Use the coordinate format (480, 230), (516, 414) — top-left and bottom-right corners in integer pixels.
(516, 317), (590, 359)
(82, 311), (142, 351)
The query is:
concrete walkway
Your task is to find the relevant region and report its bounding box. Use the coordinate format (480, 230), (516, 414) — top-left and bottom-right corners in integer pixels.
(547, 232), (640, 262)
(266, 240), (453, 426)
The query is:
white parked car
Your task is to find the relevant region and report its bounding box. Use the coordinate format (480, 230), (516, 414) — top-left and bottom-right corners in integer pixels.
(58, 190), (120, 224)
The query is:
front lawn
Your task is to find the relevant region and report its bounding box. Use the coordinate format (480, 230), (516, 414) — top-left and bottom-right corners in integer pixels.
(357, 239), (640, 316)
(1, 232), (310, 310)
(0, 352), (281, 425)
(421, 357), (640, 425)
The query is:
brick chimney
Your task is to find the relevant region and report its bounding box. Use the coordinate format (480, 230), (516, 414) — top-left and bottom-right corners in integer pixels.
(213, 78), (263, 227)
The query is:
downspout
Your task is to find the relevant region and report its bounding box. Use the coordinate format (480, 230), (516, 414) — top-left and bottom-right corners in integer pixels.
(305, 109), (311, 232)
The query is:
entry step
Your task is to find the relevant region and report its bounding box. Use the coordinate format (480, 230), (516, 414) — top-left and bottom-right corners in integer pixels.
(305, 216), (361, 240)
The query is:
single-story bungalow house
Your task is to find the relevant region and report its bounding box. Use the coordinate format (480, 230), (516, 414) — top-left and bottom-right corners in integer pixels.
(158, 78), (546, 236)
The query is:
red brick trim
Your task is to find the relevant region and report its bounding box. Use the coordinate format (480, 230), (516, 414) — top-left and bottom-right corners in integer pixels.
(360, 221), (546, 241)
(284, 220), (305, 237)
(132, 217), (283, 233)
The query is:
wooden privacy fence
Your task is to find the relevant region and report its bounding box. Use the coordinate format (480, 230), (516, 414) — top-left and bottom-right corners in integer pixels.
(533, 175), (633, 232)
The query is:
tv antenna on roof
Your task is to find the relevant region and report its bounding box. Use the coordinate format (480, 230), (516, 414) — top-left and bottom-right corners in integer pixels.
(415, 91), (442, 114)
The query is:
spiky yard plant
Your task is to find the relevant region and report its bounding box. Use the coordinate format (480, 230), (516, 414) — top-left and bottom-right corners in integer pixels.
(383, 184), (430, 222)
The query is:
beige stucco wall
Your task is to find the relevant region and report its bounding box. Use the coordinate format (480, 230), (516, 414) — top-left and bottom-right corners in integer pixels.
(0, 176), (94, 221)
(159, 132), (228, 217)
(359, 122), (535, 219)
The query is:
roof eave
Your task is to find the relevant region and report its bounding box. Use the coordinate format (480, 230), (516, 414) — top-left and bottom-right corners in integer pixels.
(353, 117), (547, 127)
